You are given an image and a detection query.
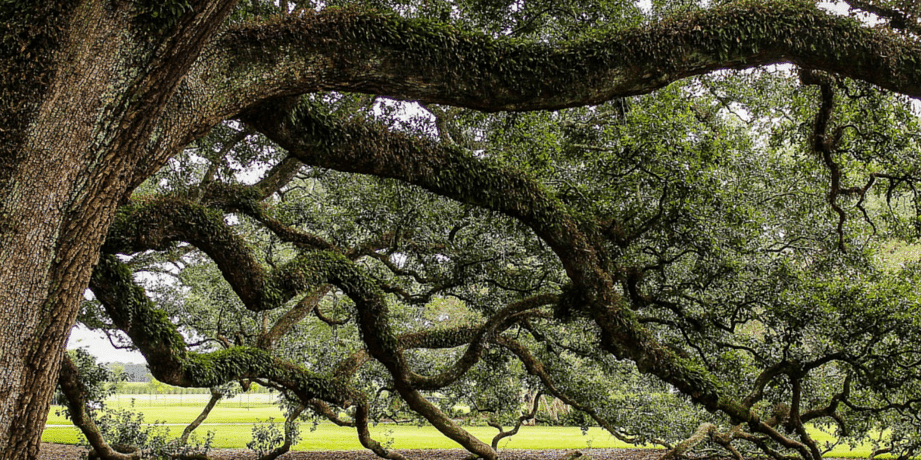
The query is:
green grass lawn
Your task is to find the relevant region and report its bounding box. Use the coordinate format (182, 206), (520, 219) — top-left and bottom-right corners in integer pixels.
(42, 422), (643, 451)
(42, 394), (879, 456)
(46, 394), (284, 426)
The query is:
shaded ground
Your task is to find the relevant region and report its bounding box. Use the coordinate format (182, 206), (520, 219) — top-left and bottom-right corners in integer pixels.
(39, 443), (666, 460)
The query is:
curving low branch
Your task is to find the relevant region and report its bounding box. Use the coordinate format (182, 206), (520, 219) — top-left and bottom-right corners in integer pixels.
(488, 390), (543, 450)
(89, 254), (360, 408)
(180, 389), (224, 445)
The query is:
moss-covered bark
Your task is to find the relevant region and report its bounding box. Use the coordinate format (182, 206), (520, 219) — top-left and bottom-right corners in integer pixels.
(92, 236), (502, 458)
(203, 2), (921, 113)
(90, 254), (360, 407)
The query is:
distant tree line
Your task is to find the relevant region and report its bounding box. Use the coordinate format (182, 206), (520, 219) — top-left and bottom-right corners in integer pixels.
(105, 363), (151, 383)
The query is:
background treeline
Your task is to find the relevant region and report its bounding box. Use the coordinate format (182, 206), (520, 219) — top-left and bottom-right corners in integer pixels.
(105, 362), (149, 383)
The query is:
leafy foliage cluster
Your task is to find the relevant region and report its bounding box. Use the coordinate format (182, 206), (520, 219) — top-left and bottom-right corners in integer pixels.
(30, 1), (921, 460)
(58, 350), (214, 460)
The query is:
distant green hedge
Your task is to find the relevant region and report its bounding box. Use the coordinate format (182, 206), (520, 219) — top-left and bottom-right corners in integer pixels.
(116, 381), (272, 394)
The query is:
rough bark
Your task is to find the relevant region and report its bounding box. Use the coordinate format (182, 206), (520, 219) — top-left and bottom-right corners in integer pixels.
(0, 3), (137, 454)
(0, 1), (237, 458)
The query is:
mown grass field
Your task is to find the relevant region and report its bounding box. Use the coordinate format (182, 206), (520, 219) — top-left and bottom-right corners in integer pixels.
(43, 394), (876, 456)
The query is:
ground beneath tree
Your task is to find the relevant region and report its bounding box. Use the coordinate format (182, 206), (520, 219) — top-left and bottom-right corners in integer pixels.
(39, 443), (668, 460)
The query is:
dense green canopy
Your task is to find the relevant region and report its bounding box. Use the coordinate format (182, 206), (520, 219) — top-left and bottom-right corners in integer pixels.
(4, 1), (921, 459)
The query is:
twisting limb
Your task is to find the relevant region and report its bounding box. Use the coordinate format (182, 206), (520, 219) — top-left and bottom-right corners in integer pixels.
(307, 399), (355, 427)
(315, 302), (350, 326)
(789, 376), (823, 460)
(258, 230), (409, 349)
(354, 401), (408, 460)
(731, 428), (799, 460)
(746, 420), (813, 460)
(803, 70), (850, 252)
(180, 389), (224, 445)
(103, 198), (295, 312)
(742, 361), (797, 407)
(800, 70), (897, 252)
(105, 175), (504, 460)
(197, 127), (253, 196)
(241, 97), (753, 425)
(93, 247), (498, 460)
(488, 390), (543, 450)
(711, 425), (745, 460)
(253, 156), (303, 199)
(104, 196), (340, 312)
(257, 404), (306, 460)
(89, 254), (361, 409)
(869, 447), (893, 460)
(800, 374), (852, 436)
(257, 285), (332, 349)
(406, 294), (558, 391)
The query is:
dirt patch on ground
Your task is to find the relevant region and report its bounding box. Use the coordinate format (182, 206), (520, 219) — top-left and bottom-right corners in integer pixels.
(39, 443), (667, 460)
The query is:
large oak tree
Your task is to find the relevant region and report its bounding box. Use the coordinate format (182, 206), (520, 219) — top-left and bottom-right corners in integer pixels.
(4, 0), (921, 459)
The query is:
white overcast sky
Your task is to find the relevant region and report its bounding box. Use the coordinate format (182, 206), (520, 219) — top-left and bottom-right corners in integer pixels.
(67, 325), (144, 364)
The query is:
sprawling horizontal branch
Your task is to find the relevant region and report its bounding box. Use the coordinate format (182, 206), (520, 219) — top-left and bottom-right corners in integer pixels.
(402, 294), (556, 390)
(104, 194), (342, 312)
(138, 0), (921, 215)
(198, 1), (921, 115)
(103, 186), (545, 391)
(240, 100), (599, 280)
(104, 197), (275, 310)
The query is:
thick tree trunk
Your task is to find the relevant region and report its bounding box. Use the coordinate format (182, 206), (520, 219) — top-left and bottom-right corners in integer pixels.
(0, 140), (128, 459)
(0, 79), (133, 460)
(0, 28), (134, 452)
(0, 4), (155, 459)
(0, 0), (236, 457)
